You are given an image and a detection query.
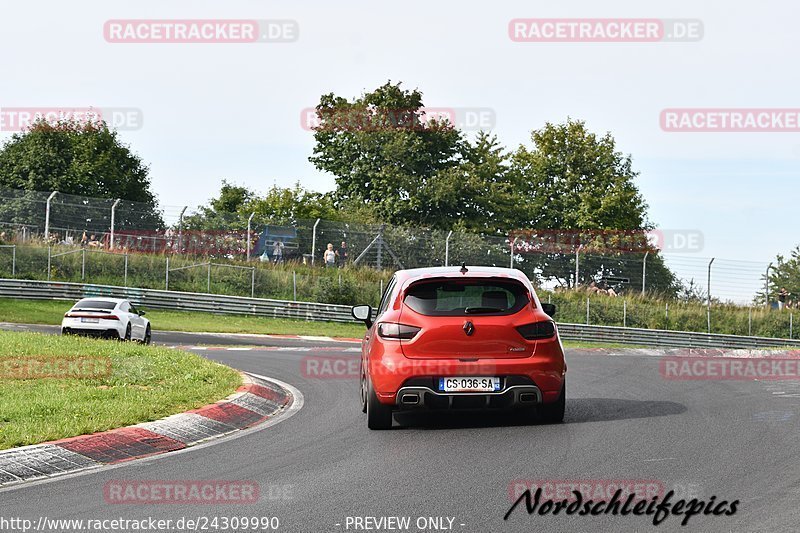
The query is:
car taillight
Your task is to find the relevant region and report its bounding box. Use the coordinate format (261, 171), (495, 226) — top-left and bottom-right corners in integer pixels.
(377, 323), (421, 340)
(65, 312), (119, 320)
(516, 321), (556, 340)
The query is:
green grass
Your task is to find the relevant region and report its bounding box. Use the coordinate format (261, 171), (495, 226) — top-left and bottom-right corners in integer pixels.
(0, 330), (241, 450)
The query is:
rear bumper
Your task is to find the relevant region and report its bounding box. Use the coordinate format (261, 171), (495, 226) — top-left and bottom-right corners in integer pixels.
(61, 319), (124, 338)
(368, 338), (566, 406)
(396, 384), (542, 409)
(62, 327), (121, 338)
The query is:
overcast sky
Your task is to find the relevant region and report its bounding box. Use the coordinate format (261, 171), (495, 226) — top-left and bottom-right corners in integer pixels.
(1, 0), (797, 300)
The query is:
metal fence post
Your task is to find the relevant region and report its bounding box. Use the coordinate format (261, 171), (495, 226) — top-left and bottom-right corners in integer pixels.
(764, 263), (772, 307)
(642, 251), (648, 295)
(707, 258), (715, 333)
(207, 262), (211, 293)
(293, 271), (297, 301)
(247, 212), (255, 261)
(110, 198), (120, 250)
(791, 313), (794, 339)
(47, 245), (51, 281)
(748, 307), (752, 336)
(311, 218), (321, 266)
(165, 256), (169, 290)
(124, 254), (128, 287)
(44, 191), (58, 241)
(509, 236), (515, 269)
(178, 206), (187, 254)
(575, 248), (580, 288)
(445, 230), (453, 266)
(11, 245), (15, 276)
(251, 267), (255, 298)
(665, 302), (669, 320)
(81, 248), (85, 281)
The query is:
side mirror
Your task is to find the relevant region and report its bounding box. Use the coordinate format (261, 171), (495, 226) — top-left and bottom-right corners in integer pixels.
(138, 310), (146, 316)
(541, 303), (556, 318)
(351, 305), (373, 328)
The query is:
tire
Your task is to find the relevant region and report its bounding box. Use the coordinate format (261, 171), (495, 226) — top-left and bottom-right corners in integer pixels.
(360, 366), (367, 413)
(61, 328), (69, 336)
(122, 324), (132, 341)
(143, 324), (151, 345)
(538, 381), (566, 424)
(366, 379), (393, 430)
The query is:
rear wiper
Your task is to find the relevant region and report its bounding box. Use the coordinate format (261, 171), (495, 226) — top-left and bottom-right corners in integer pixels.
(465, 307), (502, 314)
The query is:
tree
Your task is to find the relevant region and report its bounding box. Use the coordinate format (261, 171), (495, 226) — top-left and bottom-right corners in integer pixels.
(421, 132), (517, 233)
(309, 81), (464, 227)
(761, 246), (800, 305)
(508, 119), (678, 295)
(0, 118), (162, 230)
(184, 181), (339, 230)
(183, 180), (254, 230)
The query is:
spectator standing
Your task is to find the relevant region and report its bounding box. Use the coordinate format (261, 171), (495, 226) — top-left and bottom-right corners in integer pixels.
(778, 287), (790, 310)
(272, 240), (285, 265)
(323, 243), (336, 268)
(338, 241), (348, 267)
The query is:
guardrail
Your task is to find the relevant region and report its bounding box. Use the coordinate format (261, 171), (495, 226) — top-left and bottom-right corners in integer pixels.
(0, 278), (353, 323)
(1, 278), (799, 349)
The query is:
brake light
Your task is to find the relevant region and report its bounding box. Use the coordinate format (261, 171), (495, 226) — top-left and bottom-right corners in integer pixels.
(378, 323), (421, 340)
(516, 321), (556, 340)
(64, 313), (120, 320)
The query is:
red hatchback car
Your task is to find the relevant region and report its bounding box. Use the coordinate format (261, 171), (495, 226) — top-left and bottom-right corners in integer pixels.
(352, 266), (566, 429)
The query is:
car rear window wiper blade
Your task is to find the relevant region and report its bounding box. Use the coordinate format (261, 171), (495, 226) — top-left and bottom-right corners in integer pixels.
(464, 306), (503, 314)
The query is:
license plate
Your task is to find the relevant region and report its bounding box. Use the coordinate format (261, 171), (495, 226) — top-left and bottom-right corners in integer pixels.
(80, 318), (99, 323)
(438, 377), (500, 392)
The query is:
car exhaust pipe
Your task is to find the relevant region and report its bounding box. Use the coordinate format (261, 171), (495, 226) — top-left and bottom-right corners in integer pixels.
(519, 393), (537, 403)
(400, 394), (420, 405)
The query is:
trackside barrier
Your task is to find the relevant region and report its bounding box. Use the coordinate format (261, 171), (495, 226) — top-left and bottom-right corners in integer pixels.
(0, 278), (799, 349)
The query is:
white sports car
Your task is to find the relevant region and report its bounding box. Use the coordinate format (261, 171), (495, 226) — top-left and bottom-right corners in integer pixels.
(61, 297), (151, 343)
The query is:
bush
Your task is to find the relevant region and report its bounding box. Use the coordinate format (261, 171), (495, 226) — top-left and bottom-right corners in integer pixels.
(313, 275), (359, 306)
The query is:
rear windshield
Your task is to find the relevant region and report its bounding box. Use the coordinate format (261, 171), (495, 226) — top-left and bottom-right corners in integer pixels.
(73, 300), (117, 310)
(404, 279), (529, 316)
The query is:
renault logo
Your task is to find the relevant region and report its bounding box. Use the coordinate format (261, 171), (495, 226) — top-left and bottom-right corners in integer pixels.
(463, 321), (475, 336)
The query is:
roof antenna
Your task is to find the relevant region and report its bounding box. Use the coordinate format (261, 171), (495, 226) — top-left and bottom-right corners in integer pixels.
(460, 262), (468, 274)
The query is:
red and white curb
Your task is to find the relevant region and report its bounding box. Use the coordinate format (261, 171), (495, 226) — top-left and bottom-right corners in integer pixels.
(0, 374), (300, 488)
